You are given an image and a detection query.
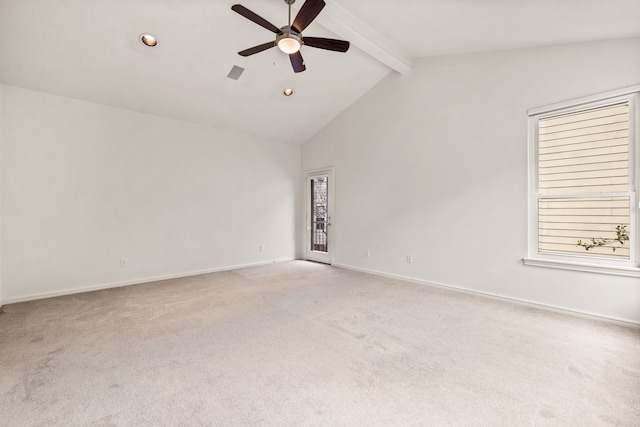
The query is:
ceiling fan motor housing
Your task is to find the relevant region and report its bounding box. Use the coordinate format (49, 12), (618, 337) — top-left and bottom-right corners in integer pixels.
(276, 26), (303, 53)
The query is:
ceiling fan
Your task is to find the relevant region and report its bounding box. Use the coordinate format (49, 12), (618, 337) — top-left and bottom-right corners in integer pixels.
(231, 0), (350, 73)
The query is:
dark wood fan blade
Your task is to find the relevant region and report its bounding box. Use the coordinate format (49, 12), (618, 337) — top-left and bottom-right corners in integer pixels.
(303, 37), (350, 52)
(292, 0), (325, 33)
(289, 51), (306, 73)
(232, 4), (282, 34)
(238, 41), (275, 57)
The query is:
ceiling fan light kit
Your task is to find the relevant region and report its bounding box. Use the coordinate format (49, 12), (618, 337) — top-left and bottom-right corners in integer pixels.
(231, 0), (350, 73)
(277, 27), (302, 54)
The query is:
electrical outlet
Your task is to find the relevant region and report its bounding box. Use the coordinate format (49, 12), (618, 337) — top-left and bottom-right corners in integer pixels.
(364, 249), (370, 257)
(406, 255), (412, 264)
(120, 258), (128, 267)
(260, 244), (265, 253)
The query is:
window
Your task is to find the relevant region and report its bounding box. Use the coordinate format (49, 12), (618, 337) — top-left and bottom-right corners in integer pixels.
(525, 86), (640, 277)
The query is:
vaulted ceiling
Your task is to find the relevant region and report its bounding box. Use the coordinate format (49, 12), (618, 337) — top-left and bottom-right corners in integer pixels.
(1, 0), (639, 144)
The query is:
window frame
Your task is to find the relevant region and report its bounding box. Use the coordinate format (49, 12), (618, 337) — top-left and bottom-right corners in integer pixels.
(524, 85), (640, 277)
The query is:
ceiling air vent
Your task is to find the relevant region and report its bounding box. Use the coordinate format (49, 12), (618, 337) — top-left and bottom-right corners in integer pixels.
(227, 65), (245, 80)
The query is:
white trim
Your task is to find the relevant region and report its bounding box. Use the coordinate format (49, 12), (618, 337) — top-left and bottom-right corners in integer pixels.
(631, 91), (640, 263)
(304, 165), (335, 175)
(527, 113), (540, 260)
(527, 86), (640, 272)
(523, 257), (640, 278)
(333, 263), (640, 328)
(304, 167), (335, 265)
(528, 84), (640, 116)
(1, 258), (294, 305)
(535, 191), (635, 199)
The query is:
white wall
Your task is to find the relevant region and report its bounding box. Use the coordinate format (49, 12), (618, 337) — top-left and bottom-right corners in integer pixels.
(1, 85), (300, 302)
(0, 84), (3, 307)
(302, 37), (640, 324)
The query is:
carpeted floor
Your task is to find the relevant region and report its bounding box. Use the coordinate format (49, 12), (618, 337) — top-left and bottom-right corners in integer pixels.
(0, 261), (639, 426)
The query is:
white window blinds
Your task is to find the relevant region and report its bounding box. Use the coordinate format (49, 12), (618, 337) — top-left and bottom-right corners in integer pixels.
(537, 103), (630, 259)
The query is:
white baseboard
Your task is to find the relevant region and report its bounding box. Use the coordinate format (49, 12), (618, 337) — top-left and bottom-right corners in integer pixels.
(333, 263), (640, 328)
(3, 258), (295, 305)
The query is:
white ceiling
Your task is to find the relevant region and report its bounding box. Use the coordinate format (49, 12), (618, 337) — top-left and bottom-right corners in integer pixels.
(1, 0), (639, 144)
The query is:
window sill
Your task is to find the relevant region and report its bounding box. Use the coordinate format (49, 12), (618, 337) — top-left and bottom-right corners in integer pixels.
(523, 257), (640, 278)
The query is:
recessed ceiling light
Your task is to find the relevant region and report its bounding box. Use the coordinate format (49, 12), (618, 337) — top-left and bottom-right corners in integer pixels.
(283, 88), (294, 96)
(140, 33), (158, 47)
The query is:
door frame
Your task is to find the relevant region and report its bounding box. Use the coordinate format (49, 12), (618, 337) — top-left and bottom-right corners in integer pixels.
(305, 167), (335, 264)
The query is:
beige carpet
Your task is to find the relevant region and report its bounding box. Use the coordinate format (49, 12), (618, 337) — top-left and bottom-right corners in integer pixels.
(0, 261), (639, 426)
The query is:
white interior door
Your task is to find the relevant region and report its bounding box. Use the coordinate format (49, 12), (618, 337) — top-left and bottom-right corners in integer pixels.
(306, 169), (334, 264)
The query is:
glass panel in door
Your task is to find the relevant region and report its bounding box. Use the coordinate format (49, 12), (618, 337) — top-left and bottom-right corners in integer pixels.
(311, 176), (328, 253)
(307, 170), (332, 264)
